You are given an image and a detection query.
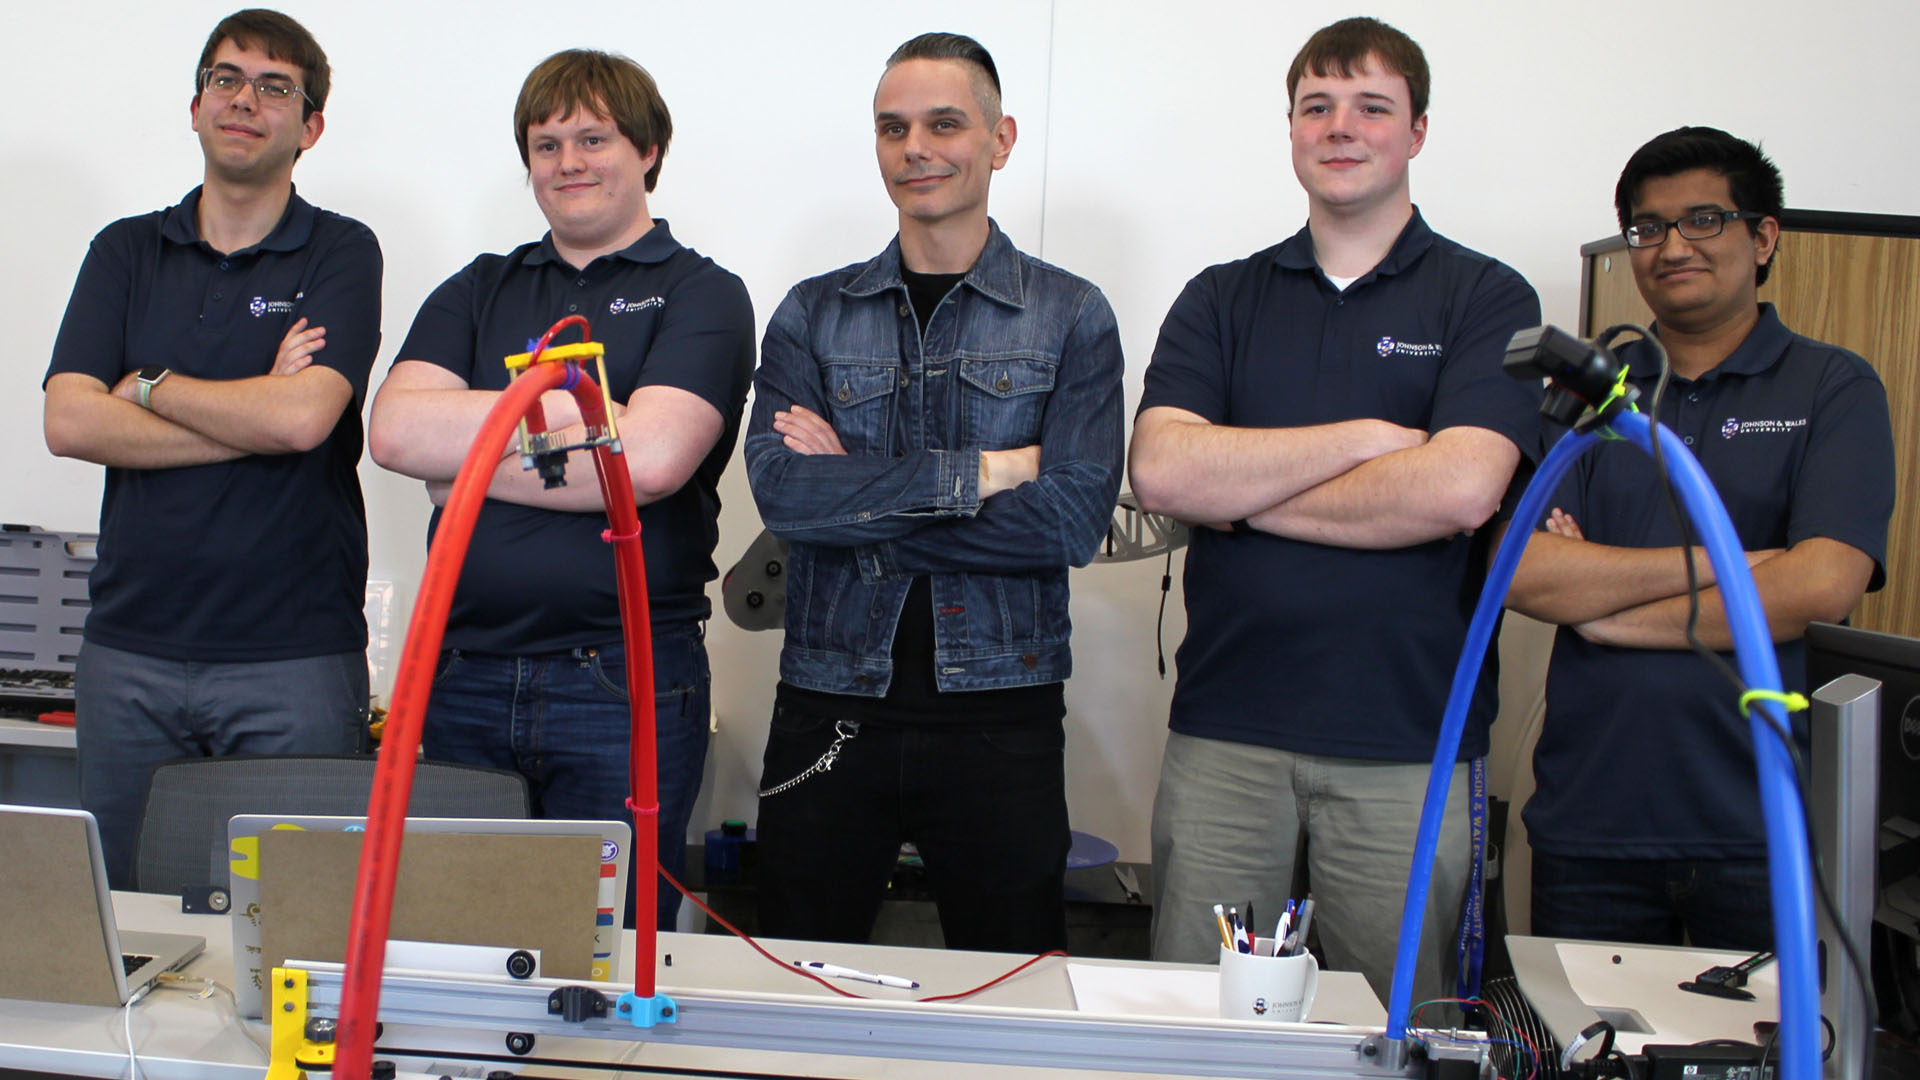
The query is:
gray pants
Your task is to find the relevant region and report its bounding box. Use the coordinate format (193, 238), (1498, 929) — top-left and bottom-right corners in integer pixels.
(1150, 730), (1470, 1009)
(75, 640), (366, 890)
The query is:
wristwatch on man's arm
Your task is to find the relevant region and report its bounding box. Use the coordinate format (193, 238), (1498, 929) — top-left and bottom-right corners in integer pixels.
(135, 365), (170, 410)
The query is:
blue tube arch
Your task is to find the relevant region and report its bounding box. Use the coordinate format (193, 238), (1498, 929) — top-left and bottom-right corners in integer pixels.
(1383, 410), (1818, 1080)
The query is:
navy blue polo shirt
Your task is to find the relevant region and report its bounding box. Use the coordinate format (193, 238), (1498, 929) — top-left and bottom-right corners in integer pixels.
(1139, 209), (1543, 761)
(45, 187), (382, 662)
(395, 221), (754, 653)
(1525, 304), (1894, 858)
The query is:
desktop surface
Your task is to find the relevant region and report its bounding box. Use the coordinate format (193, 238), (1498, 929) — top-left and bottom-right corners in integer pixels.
(0, 892), (1386, 1080)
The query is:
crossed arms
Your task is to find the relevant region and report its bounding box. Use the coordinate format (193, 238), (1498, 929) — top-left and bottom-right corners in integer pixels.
(1504, 509), (1875, 649)
(368, 361), (725, 513)
(742, 285), (1125, 575)
(45, 316), (356, 469)
(1128, 408), (1519, 549)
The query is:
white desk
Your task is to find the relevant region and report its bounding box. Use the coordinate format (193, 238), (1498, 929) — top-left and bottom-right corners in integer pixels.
(0, 892), (1387, 1079)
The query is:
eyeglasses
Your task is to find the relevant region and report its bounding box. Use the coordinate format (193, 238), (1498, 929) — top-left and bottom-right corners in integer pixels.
(1622, 209), (1768, 248)
(198, 67), (315, 110)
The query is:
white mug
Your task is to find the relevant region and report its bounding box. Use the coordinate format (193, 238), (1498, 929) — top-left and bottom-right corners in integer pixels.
(1218, 940), (1319, 1022)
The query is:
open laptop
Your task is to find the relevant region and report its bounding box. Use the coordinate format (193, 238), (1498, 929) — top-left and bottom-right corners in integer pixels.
(0, 805), (205, 1007)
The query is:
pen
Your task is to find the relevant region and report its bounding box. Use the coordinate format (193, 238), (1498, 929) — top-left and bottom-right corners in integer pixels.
(796, 961), (920, 989)
(1276, 898), (1295, 945)
(1291, 898), (1316, 956)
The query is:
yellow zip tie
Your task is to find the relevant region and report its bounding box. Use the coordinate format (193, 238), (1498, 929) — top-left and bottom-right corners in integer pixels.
(1592, 368), (1640, 440)
(1738, 689), (1809, 718)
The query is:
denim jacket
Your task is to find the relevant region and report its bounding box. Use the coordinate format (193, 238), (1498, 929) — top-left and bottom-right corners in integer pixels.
(745, 222), (1124, 696)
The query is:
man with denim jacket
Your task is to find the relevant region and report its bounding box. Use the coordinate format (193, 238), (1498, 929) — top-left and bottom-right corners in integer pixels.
(744, 32), (1123, 953)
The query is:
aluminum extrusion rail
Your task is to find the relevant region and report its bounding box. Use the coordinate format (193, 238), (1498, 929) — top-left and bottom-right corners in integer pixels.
(298, 964), (1433, 1079)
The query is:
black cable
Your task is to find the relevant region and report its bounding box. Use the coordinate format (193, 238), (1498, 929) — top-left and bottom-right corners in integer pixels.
(1155, 546), (1173, 678)
(373, 1045), (859, 1080)
(1592, 325), (1745, 695)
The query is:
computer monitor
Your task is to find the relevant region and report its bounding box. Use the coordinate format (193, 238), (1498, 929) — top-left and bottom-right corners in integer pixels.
(1805, 621), (1920, 1037)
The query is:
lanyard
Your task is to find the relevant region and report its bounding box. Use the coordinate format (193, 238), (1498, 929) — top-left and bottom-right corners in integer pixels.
(1455, 756), (1487, 1000)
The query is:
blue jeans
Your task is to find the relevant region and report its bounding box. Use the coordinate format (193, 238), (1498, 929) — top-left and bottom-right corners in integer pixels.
(422, 627), (710, 930)
(1529, 851), (1773, 951)
(74, 641), (366, 890)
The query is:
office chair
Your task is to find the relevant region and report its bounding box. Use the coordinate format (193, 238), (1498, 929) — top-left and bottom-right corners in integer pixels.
(134, 754), (531, 896)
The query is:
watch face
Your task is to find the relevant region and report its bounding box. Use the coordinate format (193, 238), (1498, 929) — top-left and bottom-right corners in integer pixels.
(137, 365), (168, 384)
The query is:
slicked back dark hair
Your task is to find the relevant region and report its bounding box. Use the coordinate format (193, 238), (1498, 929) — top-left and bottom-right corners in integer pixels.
(886, 32), (1003, 119)
(1615, 126), (1785, 286)
(1287, 17), (1429, 120)
(515, 49), (672, 191)
(196, 9), (329, 120)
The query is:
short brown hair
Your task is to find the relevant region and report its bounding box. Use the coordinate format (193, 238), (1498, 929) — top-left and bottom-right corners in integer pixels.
(196, 9), (329, 120)
(1286, 17), (1429, 120)
(514, 49), (672, 191)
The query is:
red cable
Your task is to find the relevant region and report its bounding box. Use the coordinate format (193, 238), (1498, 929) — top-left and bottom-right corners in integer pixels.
(657, 867), (1067, 1003)
(331, 317), (659, 1079)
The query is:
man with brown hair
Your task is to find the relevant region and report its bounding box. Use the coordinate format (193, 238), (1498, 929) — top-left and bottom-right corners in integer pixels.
(1128, 16), (1541, 1001)
(369, 49), (754, 929)
(44, 8), (380, 890)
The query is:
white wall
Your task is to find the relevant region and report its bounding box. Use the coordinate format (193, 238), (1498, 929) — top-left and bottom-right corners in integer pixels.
(6, 0), (1917, 863)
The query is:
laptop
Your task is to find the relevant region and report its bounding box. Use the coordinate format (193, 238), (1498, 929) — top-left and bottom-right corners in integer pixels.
(0, 805), (205, 1007)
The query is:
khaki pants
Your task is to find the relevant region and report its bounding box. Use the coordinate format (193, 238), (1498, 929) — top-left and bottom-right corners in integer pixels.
(1149, 730), (1471, 1009)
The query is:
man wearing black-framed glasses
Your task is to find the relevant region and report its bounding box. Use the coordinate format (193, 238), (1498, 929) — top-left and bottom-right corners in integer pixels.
(43, 9), (382, 890)
(1507, 126), (1895, 949)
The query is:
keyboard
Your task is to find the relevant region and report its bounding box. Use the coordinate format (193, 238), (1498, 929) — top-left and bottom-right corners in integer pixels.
(122, 953), (154, 976)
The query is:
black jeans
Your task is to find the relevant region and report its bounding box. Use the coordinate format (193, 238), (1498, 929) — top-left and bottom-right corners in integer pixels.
(754, 702), (1070, 954)
(1530, 850), (1774, 951)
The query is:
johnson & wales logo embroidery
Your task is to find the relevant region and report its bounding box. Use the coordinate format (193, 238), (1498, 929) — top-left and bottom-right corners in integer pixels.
(608, 296), (664, 316)
(248, 291), (302, 317)
(1720, 416), (1808, 439)
(1376, 336), (1443, 359)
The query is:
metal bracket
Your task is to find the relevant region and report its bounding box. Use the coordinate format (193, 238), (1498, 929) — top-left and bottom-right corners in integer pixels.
(1097, 493), (1190, 563)
(266, 966), (336, 1079)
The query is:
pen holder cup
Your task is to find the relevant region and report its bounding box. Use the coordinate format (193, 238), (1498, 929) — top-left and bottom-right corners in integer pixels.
(1217, 941), (1318, 1022)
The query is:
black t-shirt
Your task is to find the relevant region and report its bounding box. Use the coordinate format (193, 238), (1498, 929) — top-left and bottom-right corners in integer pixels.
(46, 187), (382, 661)
(394, 222), (754, 651)
(781, 266), (1063, 727)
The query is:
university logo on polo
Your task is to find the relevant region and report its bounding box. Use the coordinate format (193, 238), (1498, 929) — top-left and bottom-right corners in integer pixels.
(248, 292), (301, 317)
(607, 296), (665, 316)
(1374, 336), (1443, 359)
(1720, 416), (1809, 439)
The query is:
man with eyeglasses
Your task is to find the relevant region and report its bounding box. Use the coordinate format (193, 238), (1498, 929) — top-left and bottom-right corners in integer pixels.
(1507, 126), (1895, 948)
(368, 50), (754, 931)
(43, 9), (380, 890)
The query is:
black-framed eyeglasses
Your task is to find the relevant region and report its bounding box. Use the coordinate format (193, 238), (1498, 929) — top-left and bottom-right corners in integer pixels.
(198, 67), (315, 110)
(1622, 209), (1768, 248)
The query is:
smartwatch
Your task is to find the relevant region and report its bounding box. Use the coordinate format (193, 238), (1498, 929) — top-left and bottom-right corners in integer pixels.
(136, 365), (170, 410)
